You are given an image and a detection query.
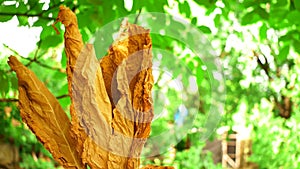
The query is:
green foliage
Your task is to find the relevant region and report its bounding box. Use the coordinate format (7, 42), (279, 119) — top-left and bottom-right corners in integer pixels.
(248, 98), (300, 168)
(174, 143), (222, 169)
(20, 153), (57, 169)
(0, 102), (57, 168)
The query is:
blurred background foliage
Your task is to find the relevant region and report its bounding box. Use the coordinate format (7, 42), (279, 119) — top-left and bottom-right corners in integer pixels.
(0, 0), (300, 168)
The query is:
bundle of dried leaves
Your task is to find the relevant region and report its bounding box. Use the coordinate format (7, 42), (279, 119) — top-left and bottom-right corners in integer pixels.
(8, 5), (173, 169)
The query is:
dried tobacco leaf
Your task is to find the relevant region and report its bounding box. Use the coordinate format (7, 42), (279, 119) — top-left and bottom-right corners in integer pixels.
(126, 24), (154, 168)
(107, 60), (135, 168)
(53, 5), (169, 169)
(7, 5), (174, 169)
(54, 5), (88, 163)
(54, 6), (84, 75)
(7, 56), (84, 169)
(54, 5), (84, 117)
(72, 44), (112, 168)
(100, 21), (154, 168)
(54, 6), (130, 168)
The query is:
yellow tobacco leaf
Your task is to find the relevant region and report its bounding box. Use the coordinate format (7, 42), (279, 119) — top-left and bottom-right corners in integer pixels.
(126, 22), (154, 169)
(54, 5), (84, 84)
(54, 5), (87, 162)
(100, 20), (154, 168)
(100, 54), (118, 107)
(8, 5), (173, 169)
(54, 5), (84, 107)
(7, 56), (84, 169)
(55, 6), (160, 168)
(72, 44), (112, 168)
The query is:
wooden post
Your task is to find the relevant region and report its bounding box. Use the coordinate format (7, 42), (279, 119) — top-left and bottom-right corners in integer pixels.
(220, 127), (255, 169)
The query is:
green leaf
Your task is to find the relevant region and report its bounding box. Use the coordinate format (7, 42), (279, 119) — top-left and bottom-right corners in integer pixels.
(58, 83), (68, 96)
(28, 0), (38, 8)
(0, 15), (13, 22)
(61, 51), (67, 68)
(277, 45), (289, 64)
(17, 2), (28, 13)
(33, 19), (49, 27)
(78, 0), (92, 5)
(40, 25), (56, 39)
(241, 11), (259, 25)
(194, 0), (213, 8)
(196, 68), (204, 85)
(132, 0), (145, 11)
(10, 75), (18, 90)
(187, 61), (194, 70)
(255, 7), (269, 20)
(191, 17), (197, 25)
(115, 0), (128, 16)
(293, 40), (300, 53)
(287, 11), (300, 25)
(179, 1), (191, 18)
(198, 26), (211, 34)
(269, 7), (289, 28)
(273, 0), (289, 7)
(205, 6), (216, 15)
(295, 0), (300, 11)
(101, 1), (115, 24)
(28, 2), (43, 13)
(243, 0), (259, 8)
(214, 14), (221, 26)
(80, 28), (90, 43)
(0, 5), (17, 13)
(279, 31), (295, 42)
(87, 0), (102, 5)
(259, 23), (268, 41)
(148, 0), (167, 12)
(77, 11), (93, 28)
(17, 16), (28, 26)
(53, 71), (66, 81)
(41, 35), (62, 48)
(0, 71), (9, 97)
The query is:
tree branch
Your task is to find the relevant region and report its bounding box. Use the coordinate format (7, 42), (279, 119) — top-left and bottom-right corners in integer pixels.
(56, 94), (69, 99)
(134, 8), (142, 24)
(253, 50), (272, 80)
(0, 11), (55, 20)
(3, 44), (65, 73)
(0, 98), (18, 102)
(0, 94), (69, 103)
(35, 60), (65, 72)
(0, 2), (63, 20)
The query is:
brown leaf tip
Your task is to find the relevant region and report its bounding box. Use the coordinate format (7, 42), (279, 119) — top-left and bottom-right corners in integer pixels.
(56, 5), (77, 27)
(7, 56), (21, 71)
